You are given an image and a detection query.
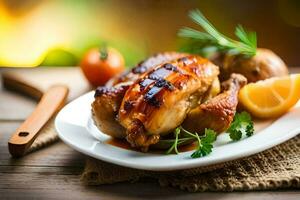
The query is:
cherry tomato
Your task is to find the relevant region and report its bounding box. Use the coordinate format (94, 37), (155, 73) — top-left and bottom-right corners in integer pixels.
(80, 47), (125, 87)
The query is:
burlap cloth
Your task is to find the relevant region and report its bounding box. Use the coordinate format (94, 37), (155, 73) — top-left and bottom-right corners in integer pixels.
(26, 117), (59, 154)
(29, 123), (300, 192)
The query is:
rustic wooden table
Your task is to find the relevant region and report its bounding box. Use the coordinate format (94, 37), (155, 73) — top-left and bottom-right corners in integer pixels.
(0, 68), (299, 200)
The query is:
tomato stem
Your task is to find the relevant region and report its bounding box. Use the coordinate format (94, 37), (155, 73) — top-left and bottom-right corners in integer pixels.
(99, 44), (108, 60)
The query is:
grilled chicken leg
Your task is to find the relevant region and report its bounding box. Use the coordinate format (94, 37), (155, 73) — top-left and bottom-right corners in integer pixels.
(118, 55), (219, 151)
(182, 73), (247, 134)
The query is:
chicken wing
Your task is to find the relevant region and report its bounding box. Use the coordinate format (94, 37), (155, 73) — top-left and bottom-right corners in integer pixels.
(118, 55), (219, 151)
(182, 73), (247, 134)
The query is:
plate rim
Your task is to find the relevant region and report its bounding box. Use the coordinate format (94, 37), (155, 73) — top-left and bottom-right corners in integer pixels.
(55, 91), (300, 171)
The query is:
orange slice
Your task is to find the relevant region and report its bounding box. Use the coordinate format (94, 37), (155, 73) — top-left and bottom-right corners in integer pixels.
(238, 74), (300, 118)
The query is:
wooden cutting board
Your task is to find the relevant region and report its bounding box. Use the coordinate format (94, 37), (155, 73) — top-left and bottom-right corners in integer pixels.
(2, 67), (92, 101)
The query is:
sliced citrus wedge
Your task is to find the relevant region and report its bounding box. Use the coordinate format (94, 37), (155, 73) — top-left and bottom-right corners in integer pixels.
(238, 74), (300, 118)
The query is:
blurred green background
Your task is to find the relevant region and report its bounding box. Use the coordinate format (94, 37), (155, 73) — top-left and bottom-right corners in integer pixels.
(0, 0), (300, 67)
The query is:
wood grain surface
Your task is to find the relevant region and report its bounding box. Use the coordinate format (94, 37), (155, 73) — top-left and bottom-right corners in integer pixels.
(0, 67), (299, 200)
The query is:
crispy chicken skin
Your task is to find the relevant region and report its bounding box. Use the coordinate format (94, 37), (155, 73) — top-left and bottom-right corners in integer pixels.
(118, 55), (219, 151)
(182, 73), (247, 134)
(92, 83), (130, 138)
(92, 52), (187, 138)
(106, 52), (187, 87)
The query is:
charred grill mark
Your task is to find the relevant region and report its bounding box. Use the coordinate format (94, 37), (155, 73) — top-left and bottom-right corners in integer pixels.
(144, 87), (162, 108)
(154, 78), (174, 90)
(110, 52), (187, 86)
(140, 60), (193, 107)
(139, 78), (155, 91)
(143, 62), (179, 89)
(178, 57), (191, 66)
(163, 63), (179, 72)
(94, 86), (110, 97)
(143, 79), (174, 108)
(94, 86), (118, 97)
(148, 67), (171, 80)
(94, 84), (129, 98)
(132, 65), (147, 74)
(148, 73), (160, 80)
(141, 62), (180, 107)
(124, 101), (134, 111)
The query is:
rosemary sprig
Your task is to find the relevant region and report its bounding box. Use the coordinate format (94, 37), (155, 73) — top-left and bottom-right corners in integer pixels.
(178, 9), (257, 57)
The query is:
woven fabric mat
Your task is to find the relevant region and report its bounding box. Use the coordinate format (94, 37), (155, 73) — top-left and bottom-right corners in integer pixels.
(81, 135), (300, 192)
(28, 122), (300, 192)
(26, 117), (59, 154)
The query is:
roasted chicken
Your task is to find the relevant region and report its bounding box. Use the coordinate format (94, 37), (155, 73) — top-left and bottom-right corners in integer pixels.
(182, 73), (247, 133)
(118, 55), (219, 151)
(92, 52), (248, 152)
(92, 52), (186, 138)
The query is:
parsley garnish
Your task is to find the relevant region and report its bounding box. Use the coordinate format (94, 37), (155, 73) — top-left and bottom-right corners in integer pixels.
(165, 127), (217, 158)
(178, 9), (257, 57)
(191, 129), (217, 158)
(227, 111), (254, 141)
(162, 111), (254, 158)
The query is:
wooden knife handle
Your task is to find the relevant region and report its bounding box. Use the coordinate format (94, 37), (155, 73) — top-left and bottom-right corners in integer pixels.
(8, 85), (69, 157)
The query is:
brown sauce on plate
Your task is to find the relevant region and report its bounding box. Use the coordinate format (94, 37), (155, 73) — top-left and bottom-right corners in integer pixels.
(106, 138), (197, 153)
(106, 138), (132, 150)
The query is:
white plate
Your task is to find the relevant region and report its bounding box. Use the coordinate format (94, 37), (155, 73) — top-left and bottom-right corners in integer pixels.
(55, 91), (300, 171)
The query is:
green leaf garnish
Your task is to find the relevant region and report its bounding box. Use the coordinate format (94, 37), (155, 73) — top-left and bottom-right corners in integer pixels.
(191, 129), (217, 158)
(165, 127), (217, 158)
(164, 112), (254, 158)
(235, 25), (257, 50)
(227, 111), (254, 141)
(178, 9), (257, 57)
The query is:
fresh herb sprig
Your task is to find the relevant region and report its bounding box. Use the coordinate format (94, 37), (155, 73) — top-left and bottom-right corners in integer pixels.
(191, 129), (217, 158)
(227, 111), (254, 141)
(163, 111), (254, 158)
(178, 9), (257, 57)
(165, 127), (217, 158)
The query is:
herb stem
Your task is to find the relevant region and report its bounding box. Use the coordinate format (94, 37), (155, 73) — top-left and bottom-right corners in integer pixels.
(178, 9), (257, 57)
(179, 126), (198, 138)
(173, 129), (180, 154)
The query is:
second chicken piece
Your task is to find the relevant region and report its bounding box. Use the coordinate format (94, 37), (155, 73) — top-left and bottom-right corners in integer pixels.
(182, 73), (247, 134)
